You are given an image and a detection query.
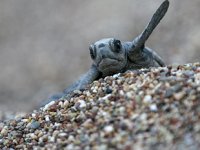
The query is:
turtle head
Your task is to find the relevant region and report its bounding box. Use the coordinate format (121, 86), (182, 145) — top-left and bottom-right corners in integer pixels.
(89, 38), (127, 76)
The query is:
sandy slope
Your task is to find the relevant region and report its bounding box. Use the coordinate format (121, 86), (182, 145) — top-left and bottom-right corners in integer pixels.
(0, 62), (200, 149)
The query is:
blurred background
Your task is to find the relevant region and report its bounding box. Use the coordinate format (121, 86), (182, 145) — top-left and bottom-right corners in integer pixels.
(0, 0), (199, 112)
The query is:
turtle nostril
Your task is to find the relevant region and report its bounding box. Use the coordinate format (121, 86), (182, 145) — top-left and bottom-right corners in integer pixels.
(100, 49), (108, 59)
(102, 54), (106, 59)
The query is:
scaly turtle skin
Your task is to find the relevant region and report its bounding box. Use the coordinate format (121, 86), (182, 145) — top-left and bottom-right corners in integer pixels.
(41, 0), (169, 106)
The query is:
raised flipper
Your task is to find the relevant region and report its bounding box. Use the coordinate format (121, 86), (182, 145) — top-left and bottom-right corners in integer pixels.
(128, 0), (169, 60)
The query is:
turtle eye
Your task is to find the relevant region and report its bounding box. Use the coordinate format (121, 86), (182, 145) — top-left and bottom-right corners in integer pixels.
(110, 39), (121, 53)
(89, 45), (96, 59)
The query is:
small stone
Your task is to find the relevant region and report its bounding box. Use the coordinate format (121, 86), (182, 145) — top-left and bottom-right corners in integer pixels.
(173, 92), (185, 100)
(98, 144), (108, 150)
(45, 115), (50, 122)
(183, 70), (194, 77)
(64, 100), (69, 107)
(75, 112), (86, 123)
(120, 122), (128, 130)
(58, 132), (67, 137)
(15, 145), (24, 149)
(92, 86), (98, 93)
(32, 113), (36, 118)
(52, 130), (59, 137)
(105, 87), (112, 94)
(113, 73), (120, 78)
(27, 120), (40, 129)
(119, 90), (124, 96)
(126, 92), (133, 98)
(0, 139), (3, 144)
(104, 125), (114, 133)
(41, 135), (48, 142)
(43, 101), (55, 111)
(68, 135), (75, 141)
(91, 106), (99, 114)
(1, 126), (8, 136)
(82, 119), (93, 129)
(73, 90), (82, 94)
(29, 133), (38, 140)
(66, 143), (75, 150)
(165, 89), (174, 98)
(49, 136), (55, 142)
(119, 107), (126, 114)
(140, 113), (147, 121)
(197, 87), (200, 92)
(149, 104), (158, 112)
(143, 95), (152, 103)
(78, 100), (86, 109)
(58, 101), (64, 108)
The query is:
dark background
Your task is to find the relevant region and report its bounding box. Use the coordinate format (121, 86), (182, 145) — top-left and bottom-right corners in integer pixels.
(0, 0), (199, 112)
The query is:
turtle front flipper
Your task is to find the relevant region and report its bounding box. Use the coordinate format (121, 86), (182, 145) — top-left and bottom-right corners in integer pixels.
(39, 92), (65, 107)
(39, 64), (101, 107)
(63, 64), (101, 95)
(128, 0), (169, 62)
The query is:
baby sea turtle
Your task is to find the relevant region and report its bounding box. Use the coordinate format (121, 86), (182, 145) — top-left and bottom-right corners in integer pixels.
(42, 0), (169, 106)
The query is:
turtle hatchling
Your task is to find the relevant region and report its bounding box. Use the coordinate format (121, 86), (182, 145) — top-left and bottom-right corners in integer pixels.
(42, 0), (169, 106)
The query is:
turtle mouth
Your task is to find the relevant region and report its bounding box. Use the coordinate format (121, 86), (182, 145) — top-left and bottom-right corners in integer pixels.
(98, 58), (120, 66)
(97, 58), (122, 72)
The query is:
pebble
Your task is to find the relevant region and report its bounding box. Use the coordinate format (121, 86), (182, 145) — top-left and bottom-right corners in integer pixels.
(104, 125), (114, 133)
(139, 113), (147, 121)
(1, 126), (8, 136)
(58, 132), (67, 138)
(173, 91), (185, 100)
(43, 101), (55, 111)
(77, 100), (86, 109)
(149, 104), (158, 112)
(58, 101), (64, 108)
(63, 100), (69, 107)
(0, 62), (200, 150)
(143, 95), (152, 103)
(105, 87), (113, 94)
(27, 120), (40, 129)
(45, 115), (50, 122)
